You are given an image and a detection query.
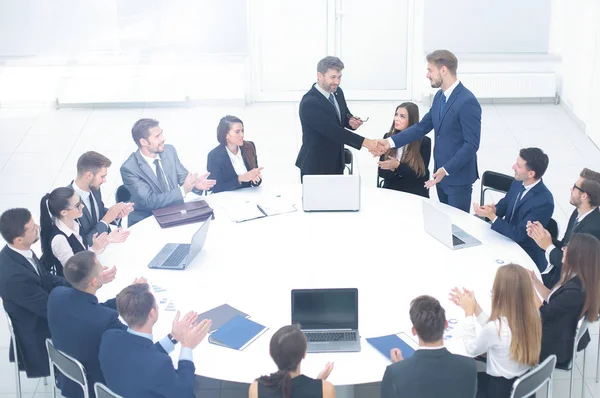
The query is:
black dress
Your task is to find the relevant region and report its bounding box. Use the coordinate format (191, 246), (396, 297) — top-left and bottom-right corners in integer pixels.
(257, 375), (323, 398)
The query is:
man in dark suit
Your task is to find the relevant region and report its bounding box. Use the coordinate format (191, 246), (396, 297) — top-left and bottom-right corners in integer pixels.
(295, 56), (380, 178)
(120, 119), (217, 226)
(0, 208), (69, 378)
(381, 295), (476, 398)
(473, 148), (554, 274)
(376, 50), (481, 212)
(99, 283), (211, 398)
(71, 151), (133, 246)
(527, 167), (600, 287)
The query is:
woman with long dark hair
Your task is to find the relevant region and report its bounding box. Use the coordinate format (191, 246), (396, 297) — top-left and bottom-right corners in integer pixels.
(249, 325), (335, 398)
(378, 102), (431, 197)
(207, 115), (264, 194)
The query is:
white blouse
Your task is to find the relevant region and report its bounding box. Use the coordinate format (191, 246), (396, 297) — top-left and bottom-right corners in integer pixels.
(50, 219), (97, 267)
(226, 146), (248, 176)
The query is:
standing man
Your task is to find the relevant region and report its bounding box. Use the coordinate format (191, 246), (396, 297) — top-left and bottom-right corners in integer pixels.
(376, 50), (481, 212)
(296, 56), (380, 178)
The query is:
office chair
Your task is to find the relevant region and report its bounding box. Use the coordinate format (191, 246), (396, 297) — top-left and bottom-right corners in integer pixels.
(115, 185), (131, 203)
(480, 170), (515, 206)
(509, 354), (557, 398)
(344, 148), (353, 175)
(94, 382), (125, 398)
(555, 318), (589, 398)
(46, 339), (89, 398)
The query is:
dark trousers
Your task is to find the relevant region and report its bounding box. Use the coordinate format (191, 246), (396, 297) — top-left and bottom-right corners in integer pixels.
(477, 373), (526, 398)
(436, 184), (472, 213)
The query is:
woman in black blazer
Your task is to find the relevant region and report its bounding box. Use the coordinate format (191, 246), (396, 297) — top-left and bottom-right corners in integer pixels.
(378, 102), (431, 198)
(531, 233), (600, 366)
(207, 115), (263, 194)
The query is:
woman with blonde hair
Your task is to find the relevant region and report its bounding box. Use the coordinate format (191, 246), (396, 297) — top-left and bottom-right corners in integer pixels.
(449, 264), (542, 398)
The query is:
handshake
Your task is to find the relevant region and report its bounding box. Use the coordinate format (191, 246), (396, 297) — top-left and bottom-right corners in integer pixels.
(362, 138), (390, 157)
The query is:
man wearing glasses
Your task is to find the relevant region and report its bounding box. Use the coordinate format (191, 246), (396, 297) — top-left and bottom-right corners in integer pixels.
(528, 168), (600, 287)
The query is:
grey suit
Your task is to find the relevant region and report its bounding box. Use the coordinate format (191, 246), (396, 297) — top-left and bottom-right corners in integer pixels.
(120, 145), (189, 226)
(69, 182), (110, 247)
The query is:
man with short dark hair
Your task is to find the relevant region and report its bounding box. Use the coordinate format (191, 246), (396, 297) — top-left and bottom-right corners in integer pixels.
(120, 119), (216, 226)
(473, 147), (554, 273)
(99, 283), (212, 398)
(381, 295), (476, 398)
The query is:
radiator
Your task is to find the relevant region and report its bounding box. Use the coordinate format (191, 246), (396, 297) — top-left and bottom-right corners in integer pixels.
(455, 73), (557, 99)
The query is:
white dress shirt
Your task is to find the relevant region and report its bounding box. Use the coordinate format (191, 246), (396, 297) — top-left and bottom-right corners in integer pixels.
(50, 219), (97, 267)
(226, 146), (248, 176)
(140, 152), (187, 198)
(463, 312), (531, 379)
(72, 181), (108, 228)
(314, 83), (341, 120)
(127, 328), (193, 362)
(7, 245), (39, 275)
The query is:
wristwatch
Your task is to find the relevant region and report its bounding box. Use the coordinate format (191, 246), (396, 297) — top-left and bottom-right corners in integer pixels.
(167, 333), (178, 345)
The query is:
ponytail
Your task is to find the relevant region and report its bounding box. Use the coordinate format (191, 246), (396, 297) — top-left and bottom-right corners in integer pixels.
(257, 370), (293, 398)
(39, 193), (54, 258)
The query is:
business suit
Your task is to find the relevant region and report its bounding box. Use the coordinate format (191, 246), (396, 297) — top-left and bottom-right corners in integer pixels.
(390, 82), (481, 212)
(379, 136), (431, 198)
(0, 245), (68, 377)
(99, 329), (195, 398)
(47, 287), (124, 398)
(207, 142), (261, 193)
(492, 180), (554, 273)
(296, 85), (365, 177)
(69, 182), (111, 247)
(381, 348), (477, 398)
(539, 276), (590, 367)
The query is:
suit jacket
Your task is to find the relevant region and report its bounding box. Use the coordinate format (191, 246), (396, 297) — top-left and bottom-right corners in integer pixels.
(99, 329), (195, 398)
(120, 145), (190, 226)
(295, 85), (365, 176)
(207, 142), (261, 193)
(492, 180), (555, 272)
(381, 348), (476, 398)
(379, 135), (431, 198)
(47, 287), (125, 398)
(69, 182), (111, 247)
(0, 246), (68, 377)
(390, 82), (481, 192)
(539, 276), (590, 366)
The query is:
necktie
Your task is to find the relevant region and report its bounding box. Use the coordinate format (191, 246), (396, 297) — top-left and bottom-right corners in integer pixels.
(88, 192), (98, 223)
(31, 253), (43, 276)
(509, 185), (527, 223)
(329, 93), (341, 122)
(439, 93), (447, 119)
(154, 159), (169, 192)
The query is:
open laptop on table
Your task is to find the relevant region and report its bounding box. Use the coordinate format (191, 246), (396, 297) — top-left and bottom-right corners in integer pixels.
(422, 201), (481, 250)
(148, 217), (211, 270)
(291, 288), (361, 353)
(302, 175), (360, 212)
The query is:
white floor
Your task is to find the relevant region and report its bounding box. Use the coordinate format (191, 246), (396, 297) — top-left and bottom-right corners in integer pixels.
(0, 102), (600, 397)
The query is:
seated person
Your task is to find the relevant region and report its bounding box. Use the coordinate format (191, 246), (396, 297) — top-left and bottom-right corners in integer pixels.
(99, 283), (211, 398)
(40, 187), (110, 275)
(250, 325), (335, 398)
(120, 118), (216, 226)
(378, 102), (431, 198)
(0, 208), (69, 378)
(450, 264), (541, 398)
(530, 233), (599, 367)
(70, 151), (134, 246)
(207, 115), (263, 193)
(381, 295), (476, 398)
(473, 148), (554, 273)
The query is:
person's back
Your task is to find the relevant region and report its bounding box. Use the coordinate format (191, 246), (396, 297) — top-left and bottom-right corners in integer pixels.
(257, 374), (323, 398)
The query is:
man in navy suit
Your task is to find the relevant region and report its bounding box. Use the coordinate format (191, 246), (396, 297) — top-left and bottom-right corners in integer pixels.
(376, 50), (481, 212)
(473, 148), (554, 273)
(99, 283), (211, 398)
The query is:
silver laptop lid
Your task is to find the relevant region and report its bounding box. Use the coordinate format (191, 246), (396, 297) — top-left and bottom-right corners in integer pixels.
(422, 201), (454, 249)
(302, 175), (360, 211)
(185, 216), (211, 264)
(291, 288), (358, 331)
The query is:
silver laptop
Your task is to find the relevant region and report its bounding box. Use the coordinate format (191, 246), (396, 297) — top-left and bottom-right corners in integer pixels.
(291, 288), (361, 353)
(422, 201), (481, 250)
(148, 217), (211, 270)
(302, 175), (360, 212)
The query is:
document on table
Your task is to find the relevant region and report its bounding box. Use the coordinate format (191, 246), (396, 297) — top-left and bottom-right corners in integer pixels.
(222, 196), (297, 222)
(256, 196), (297, 216)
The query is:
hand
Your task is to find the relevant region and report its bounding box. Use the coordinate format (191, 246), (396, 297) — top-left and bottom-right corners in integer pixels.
(107, 228), (130, 243)
(378, 156), (400, 171)
(238, 167), (264, 184)
(472, 202), (497, 221)
(526, 221), (552, 250)
(171, 310), (199, 342)
(461, 288), (482, 315)
(194, 172), (217, 191)
(181, 318), (212, 349)
(348, 117), (363, 130)
(449, 287), (478, 316)
(115, 202), (135, 220)
(424, 168), (447, 189)
(102, 203), (127, 224)
(100, 265), (117, 284)
(182, 172), (199, 193)
(132, 276), (147, 285)
(317, 362), (334, 380)
(390, 348), (404, 363)
(91, 232), (109, 252)
(363, 138), (387, 157)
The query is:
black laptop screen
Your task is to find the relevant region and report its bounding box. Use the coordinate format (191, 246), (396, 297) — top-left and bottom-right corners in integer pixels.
(291, 288), (358, 330)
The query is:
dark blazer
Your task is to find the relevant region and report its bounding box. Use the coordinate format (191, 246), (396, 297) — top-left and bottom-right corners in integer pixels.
(0, 245), (68, 377)
(207, 142), (261, 193)
(539, 276), (590, 366)
(296, 85), (365, 176)
(379, 135), (431, 198)
(48, 287), (125, 398)
(390, 83), (481, 193)
(381, 348), (477, 398)
(69, 182), (111, 247)
(492, 180), (555, 273)
(99, 329), (195, 398)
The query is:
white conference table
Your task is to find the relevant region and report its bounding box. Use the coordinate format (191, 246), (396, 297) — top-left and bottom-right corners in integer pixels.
(97, 184), (540, 386)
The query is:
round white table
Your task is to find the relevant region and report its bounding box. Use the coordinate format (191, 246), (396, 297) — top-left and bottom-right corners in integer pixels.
(97, 184), (539, 386)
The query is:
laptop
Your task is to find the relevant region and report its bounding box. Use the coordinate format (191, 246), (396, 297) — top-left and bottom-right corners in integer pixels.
(148, 217), (211, 270)
(291, 288), (361, 353)
(422, 201), (481, 250)
(302, 175), (360, 212)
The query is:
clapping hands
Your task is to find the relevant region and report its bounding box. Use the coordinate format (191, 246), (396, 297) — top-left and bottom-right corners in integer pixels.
(239, 167), (264, 184)
(449, 287), (482, 317)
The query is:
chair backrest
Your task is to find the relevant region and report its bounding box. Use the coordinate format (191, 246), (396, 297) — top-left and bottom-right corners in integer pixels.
(115, 185), (131, 203)
(3, 309), (19, 364)
(45, 339), (89, 398)
(95, 382), (125, 398)
(510, 354), (557, 398)
(480, 170), (515, 205)
(344, 148), (353, 175)
(546, 218), (559, 240)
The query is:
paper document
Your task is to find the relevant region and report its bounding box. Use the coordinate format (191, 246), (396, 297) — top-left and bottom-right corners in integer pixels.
(222, 196), (297, 222)
(223, 201), (267, 223)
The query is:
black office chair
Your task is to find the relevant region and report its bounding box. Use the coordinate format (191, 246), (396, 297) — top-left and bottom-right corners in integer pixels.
(546, 218), (559, 240)
(95, 382), (124, 398)
(480, 170), (515, 206)
(344, 148), (353, 175)
(46, 338), (89, 398)
(115, 185), (131, 203)
(509, 354), (556, 398)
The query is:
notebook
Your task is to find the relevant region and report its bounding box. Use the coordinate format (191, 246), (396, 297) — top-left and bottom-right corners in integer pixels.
(195, 304), (249, 333)
(223, 196), (297, 222)
(366, 333), (418, 361)
(208, 315), (268, 350)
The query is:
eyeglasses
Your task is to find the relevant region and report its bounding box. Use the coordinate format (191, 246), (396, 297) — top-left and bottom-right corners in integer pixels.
(572, 184), (586, 193)
(347, 115), (369, 123)
(69, 200), (84, 210)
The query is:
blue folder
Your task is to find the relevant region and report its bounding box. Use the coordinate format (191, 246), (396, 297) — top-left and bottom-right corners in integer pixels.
(208, 315), (268, 351)
(366, 334), (416, 361)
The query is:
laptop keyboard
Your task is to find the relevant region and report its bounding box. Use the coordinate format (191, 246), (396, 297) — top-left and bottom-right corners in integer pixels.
(162, 245), (190, 267)
(452, 235), (466, 246)
(305, 331), (357, 342)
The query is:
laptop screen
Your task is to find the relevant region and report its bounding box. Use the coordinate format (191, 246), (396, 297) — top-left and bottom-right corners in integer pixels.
(291, 288), (358, 330)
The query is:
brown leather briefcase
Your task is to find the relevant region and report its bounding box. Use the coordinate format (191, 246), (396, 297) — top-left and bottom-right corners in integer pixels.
(152, 201), (214, 228)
